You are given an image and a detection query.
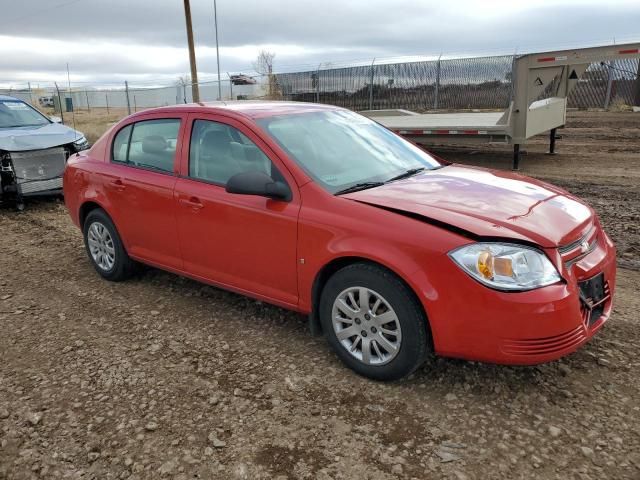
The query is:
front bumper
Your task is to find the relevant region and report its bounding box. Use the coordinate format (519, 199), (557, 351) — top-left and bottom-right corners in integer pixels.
(427, 226), (616, 365)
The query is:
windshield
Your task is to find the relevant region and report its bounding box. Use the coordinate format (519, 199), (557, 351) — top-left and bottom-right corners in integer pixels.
(0, 100), (50, 129)
(256, 110), (441, 193)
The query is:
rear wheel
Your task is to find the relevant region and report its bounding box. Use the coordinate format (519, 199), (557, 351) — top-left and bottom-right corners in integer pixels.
(83, 209), (134, 281)
(319, 263), (430, 381)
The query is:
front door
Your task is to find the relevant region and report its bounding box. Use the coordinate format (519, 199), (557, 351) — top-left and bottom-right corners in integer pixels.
(174, 114), (300, 307)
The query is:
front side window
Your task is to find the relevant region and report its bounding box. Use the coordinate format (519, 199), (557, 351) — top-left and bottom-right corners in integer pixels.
(111, 118), (180, 173)
(0, 100), (50, 129)
(189, 119), (278, 185)
(256, 109), (441, 193)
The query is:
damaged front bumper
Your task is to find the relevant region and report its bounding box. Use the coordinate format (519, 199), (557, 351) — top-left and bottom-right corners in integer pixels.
(1, 141), (88, 207)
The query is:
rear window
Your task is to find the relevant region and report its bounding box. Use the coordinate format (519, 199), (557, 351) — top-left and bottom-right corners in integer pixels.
(111, 119), (180, 174)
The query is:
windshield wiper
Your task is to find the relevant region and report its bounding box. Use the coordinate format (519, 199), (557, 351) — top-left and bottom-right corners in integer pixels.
(385, 167), (425, 183)
(334, 181), (385, 195)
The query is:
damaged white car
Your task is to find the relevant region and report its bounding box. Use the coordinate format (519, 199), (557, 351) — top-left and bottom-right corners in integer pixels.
(0, 95), (89, 210)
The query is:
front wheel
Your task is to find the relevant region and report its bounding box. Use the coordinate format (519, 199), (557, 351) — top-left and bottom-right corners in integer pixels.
(83, 209), (135, 281)
(319, 263), (431, 381)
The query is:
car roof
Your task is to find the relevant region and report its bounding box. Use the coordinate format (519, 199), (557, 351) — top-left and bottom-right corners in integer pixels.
(0, 95), (22, 102)
(132, 100), (342, 120)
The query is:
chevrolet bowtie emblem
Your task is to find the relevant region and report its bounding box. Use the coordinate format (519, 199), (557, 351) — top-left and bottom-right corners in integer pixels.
(580, 240), (589, 253)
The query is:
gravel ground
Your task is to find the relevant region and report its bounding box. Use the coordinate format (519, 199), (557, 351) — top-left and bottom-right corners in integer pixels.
(1, 111), (639, 479)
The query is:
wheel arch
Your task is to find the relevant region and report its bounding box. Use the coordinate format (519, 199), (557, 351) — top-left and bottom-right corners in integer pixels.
(309, 256), (433, 350)
(79, 200), (108, 230)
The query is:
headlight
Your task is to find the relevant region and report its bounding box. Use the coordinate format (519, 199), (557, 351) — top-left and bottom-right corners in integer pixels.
(449, 243), (561, 291)
(73, 135), (89, 150)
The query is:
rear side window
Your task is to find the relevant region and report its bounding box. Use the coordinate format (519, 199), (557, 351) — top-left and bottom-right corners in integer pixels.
(112, 125), (132, 163)
(111, 119), (180, 173)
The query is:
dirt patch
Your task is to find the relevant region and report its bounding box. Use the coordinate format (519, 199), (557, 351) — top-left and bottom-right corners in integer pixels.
(0, 111), (639, 479)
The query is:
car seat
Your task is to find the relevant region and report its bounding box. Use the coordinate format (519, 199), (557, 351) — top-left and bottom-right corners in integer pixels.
(140, 135), (174, 172)
(198, 130), (241, 183)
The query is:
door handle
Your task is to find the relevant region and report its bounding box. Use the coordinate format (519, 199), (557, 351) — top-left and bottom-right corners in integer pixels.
(179, 196), (204, 210)
(109, 179), (125, 191)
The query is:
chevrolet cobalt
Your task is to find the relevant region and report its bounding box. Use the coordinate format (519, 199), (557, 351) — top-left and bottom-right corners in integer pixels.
(63, 102), (616, 380)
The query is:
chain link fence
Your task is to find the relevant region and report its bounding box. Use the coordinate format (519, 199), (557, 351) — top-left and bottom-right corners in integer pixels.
(2, 55), (638, 114)
(275, 55), (640, 111)
(1, 76), (269, 113)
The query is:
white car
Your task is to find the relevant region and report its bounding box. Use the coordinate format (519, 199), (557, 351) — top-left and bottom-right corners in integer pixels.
(0, 95), (88, 210)
(39, 96), (55, 108)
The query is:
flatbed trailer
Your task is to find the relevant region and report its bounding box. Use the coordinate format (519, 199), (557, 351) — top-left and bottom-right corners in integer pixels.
(362, 43), (640, 169)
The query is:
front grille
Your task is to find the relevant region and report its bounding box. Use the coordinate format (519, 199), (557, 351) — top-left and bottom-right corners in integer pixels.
(559, 223), (598, 267)
(502, 325), (586, 356)
(10, 147), (66, 195)
(558, 224), (595, 255)
(19, 177), (63, 195)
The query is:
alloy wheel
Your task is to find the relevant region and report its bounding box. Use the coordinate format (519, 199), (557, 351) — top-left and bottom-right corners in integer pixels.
(87, 221), (116, 271)
(331, 286), (402, 366)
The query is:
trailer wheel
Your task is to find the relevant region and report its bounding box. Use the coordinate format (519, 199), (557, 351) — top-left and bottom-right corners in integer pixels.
(83, 209), (135, 281)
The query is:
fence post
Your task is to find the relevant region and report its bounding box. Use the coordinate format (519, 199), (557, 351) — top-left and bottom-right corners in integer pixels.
(134, 95), (137, 112)
(368, 58), (376, 110)
(105, 93), (109, 113)
(434, 54), (441, 110)
(125, 81), (132, 115)
(604, 61), (614, 110)
(635, 60), (640, 106)
(316, 64), (321, 103)
(228, 73), (233, 101)
(54, 82), (64, 123)
(28, 82), (34, 106)
(85, 90), (91, 112)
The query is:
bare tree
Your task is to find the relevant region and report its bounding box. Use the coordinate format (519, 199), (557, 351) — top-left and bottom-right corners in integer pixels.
(253, 50), (276, 75)
(175, 74), (192, 86)
(253, 50), (280, 98)
(175, 75), (191, 103)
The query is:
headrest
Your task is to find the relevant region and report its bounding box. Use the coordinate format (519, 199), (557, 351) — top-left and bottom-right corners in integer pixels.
(202, 130), (231, 150)
(230, 141), (247, 161)
(142, 135), (168, 154)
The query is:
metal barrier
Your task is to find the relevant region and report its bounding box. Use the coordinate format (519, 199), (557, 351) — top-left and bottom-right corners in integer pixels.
(275, 56), (639, 111)
(1, 54), (638, 112)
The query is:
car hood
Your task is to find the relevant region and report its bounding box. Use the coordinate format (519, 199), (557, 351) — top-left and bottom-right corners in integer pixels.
(0, 122), (83, 152)
(343, 165), (593, 248)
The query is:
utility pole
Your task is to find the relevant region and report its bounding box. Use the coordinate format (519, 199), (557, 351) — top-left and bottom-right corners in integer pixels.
(213, 0), (222, 101)
(183, 0), (200, 102)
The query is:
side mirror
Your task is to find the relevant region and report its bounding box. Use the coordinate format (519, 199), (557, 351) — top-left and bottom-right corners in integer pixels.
(226, 171), (291, 201)
(49, 116), (62, 124)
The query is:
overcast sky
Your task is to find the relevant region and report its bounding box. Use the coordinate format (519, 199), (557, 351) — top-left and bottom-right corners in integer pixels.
(1, 0), (639, 88)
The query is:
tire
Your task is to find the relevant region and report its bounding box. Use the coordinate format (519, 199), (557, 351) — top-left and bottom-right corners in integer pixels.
(319, 263), (431, 381)
(83, 209), (135, 281)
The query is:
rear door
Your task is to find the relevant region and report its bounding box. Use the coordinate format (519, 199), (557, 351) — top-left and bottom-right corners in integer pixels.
(102, 115), (185, 270)
(174, 113), (300, 307)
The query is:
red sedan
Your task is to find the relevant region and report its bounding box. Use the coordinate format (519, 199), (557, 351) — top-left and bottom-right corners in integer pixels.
(63, 102), (616, 380)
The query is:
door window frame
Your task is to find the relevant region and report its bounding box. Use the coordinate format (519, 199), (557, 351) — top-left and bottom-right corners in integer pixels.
(179, 113), (299, 201)
(108, 113), (188, 176)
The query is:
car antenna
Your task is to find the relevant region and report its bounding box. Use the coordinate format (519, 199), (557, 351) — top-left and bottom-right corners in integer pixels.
(66, 62), (78, 141)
